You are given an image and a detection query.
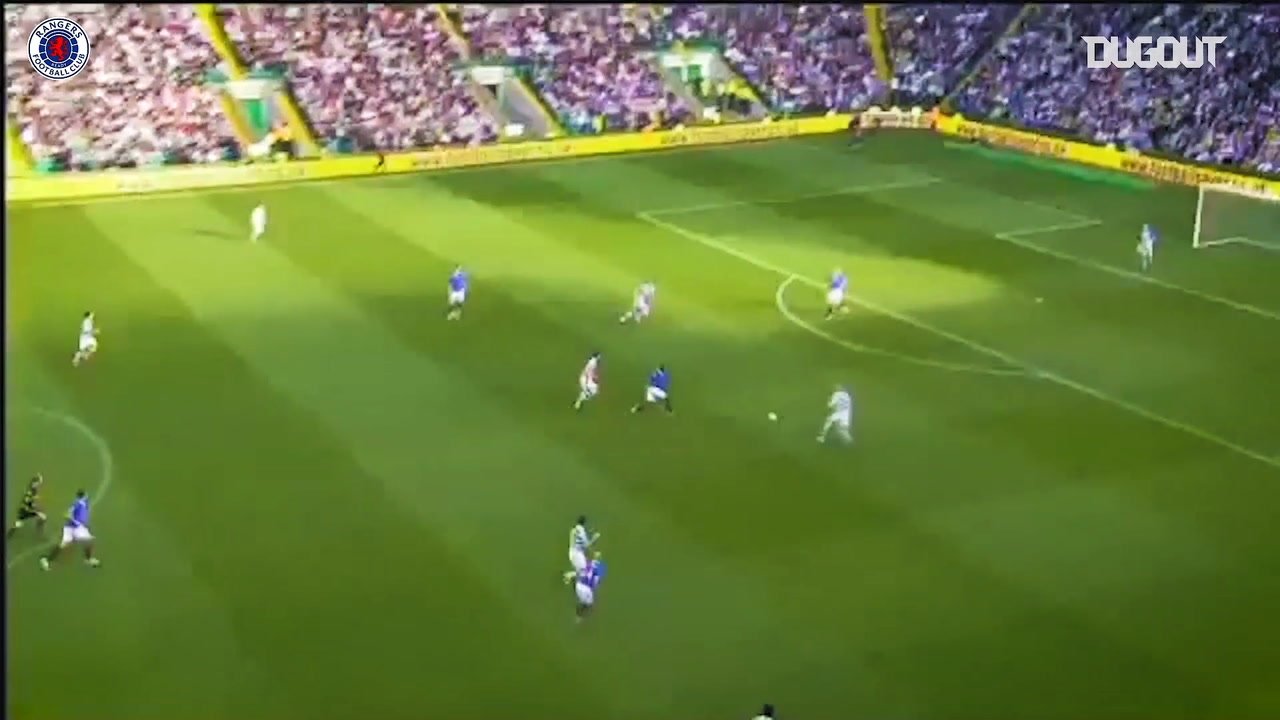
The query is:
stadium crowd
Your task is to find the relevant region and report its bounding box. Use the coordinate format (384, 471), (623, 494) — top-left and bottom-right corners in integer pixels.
(6, 4), (237, 170)
(657, 4), (883, 115)
(952, 3), (1280, 173)
(459, 4), (691, 134)
(885, 3), (1020, 106)
(6, 3), (1276, 177)
(223, 4), (498, 152)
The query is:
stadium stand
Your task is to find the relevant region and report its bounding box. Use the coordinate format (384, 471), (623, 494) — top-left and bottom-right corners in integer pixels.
(458, 4), (691, 134)
(950, 3), (1280, 172)
(5, 4), (1275, 177)
(5, 4), (238, 170)
(884, 3), (1021, 106)
(656, 4), (882, 115)
(222, 4), (498, 152)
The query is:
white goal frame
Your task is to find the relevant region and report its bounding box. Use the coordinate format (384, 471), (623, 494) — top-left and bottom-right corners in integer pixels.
(1193, 183), (1279, 250)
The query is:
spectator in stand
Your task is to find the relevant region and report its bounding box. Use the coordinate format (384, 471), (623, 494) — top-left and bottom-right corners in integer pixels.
(460, 5), (691, 133)
(885, 4), (1020, 107)
(5, 4), (238, 171)
(657, 4), (883, 115)
(224, 4), (498, 152)
(955, 4), (1279, 174)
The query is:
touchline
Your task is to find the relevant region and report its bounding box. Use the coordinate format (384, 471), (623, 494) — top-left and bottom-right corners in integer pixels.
(1081, 36), (1226, 69)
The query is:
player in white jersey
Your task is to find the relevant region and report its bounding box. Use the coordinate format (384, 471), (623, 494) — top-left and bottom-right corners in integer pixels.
(817, 384), (854, 444)
(72, 311), (98, 367)
(250, 203), (267, 243)
(619, 282), (657, 324)
(573, 352), (601, 410)
(1136, 223), (1158, 272)
(563, 515), (600, 583)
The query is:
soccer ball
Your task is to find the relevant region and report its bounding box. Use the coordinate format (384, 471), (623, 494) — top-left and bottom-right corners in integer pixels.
(767, 412), (778, 422)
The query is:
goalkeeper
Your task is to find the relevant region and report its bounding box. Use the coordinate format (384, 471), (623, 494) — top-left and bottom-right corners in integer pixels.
(1137, 223), (1158, 272)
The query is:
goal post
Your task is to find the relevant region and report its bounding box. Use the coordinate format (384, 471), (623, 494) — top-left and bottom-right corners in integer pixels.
(1193, 183), (1280, 251)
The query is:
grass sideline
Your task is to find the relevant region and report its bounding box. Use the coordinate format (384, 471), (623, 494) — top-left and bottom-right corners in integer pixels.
(7, 134), (1280, 720)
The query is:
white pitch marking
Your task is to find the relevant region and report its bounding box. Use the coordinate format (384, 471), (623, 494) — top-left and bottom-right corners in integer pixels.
(634, 211), (1280, 472)
(995, 219), (1280, 322)
(774, 276), (1029, 377)
(6, 407), (115, 570)
(643, 177), (942, 217)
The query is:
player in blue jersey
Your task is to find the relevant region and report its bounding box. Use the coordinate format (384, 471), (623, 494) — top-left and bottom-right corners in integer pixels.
(630, 365), (673, 414)
(39, 490), (100, 570)
(573, 552), (607, 622)
(446, 266), (469, 320)
(1137, 224), (1158, 272)
(824, 268), (849, 319)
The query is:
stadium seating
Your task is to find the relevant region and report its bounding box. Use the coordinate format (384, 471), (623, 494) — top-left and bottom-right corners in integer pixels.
(6, 4), (1275, 176)
(884, 3), (1020, 106)
(222, 4), (497, 151)
(458, 4), (691, 134)
(950, 4), (1280, 172)
(5, 4), (238, 170)
(657, 4), (882, 115)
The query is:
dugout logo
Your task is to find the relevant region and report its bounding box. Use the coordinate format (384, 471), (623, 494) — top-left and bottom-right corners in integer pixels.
(1081, 35), (1225, 70)
(28, 17), (91, 81)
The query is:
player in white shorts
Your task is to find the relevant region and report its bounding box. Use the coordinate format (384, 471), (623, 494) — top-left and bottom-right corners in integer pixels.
(573, 352), (601, 410)
(250, 203), (267, 243)
(563, 515), (600, 583)
(619, 282), (656, 324)
(825, 268), (849, 319)
(818, 384), (854, 444)
(72, 311), (98, 367)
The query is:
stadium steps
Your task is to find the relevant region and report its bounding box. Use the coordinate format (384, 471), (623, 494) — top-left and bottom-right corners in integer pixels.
(435, 4), (567, 137)
(6, 115), (36, 175)
(941, 3), (1034, 110)
(430, 5), (520, 136)
(652, 58), (710, 122)
(196, 4), (320, 156)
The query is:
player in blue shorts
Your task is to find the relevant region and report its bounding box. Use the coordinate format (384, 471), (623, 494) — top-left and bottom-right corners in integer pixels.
(40, 490), (100, 570)
(446, 266), (469, 320)
(825, 268), (849, 319)
(630, 365), (672, 414)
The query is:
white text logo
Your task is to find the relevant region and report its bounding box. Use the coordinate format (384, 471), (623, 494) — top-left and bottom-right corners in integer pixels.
(1081, 36), (1226, 69)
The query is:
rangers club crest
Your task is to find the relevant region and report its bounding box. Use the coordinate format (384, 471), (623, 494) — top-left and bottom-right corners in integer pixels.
(28, 17), (91, 81)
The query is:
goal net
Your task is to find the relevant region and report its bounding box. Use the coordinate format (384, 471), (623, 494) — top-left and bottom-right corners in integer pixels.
(1193, 183), (1280, 251)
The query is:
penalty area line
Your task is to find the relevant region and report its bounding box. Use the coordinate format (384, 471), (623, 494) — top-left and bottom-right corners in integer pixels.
(774, 276), (1029, 378)
(635, 210), (1280, 473)
(995, 219), (1280, 323)
(6, 407), (115, 571)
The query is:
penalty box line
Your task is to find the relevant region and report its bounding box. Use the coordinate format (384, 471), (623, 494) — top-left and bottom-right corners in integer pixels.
(994, 202), (1280, 323)
(633, 209), (1280, 473)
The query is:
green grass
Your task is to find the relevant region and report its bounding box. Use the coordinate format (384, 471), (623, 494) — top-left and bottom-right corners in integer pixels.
(7, 134), (1280, 720)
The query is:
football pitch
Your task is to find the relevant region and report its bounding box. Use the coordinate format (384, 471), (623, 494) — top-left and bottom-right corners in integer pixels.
(7, 134), (1280, 720)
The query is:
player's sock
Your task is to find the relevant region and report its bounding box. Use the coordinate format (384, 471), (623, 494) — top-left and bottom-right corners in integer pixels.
(631, 402), (644, 413)
(824, 306), (834, 319)
(663, 399), (673, 413)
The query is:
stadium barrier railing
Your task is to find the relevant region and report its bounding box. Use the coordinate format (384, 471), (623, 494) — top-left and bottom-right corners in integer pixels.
(5, 114), (852, 203)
